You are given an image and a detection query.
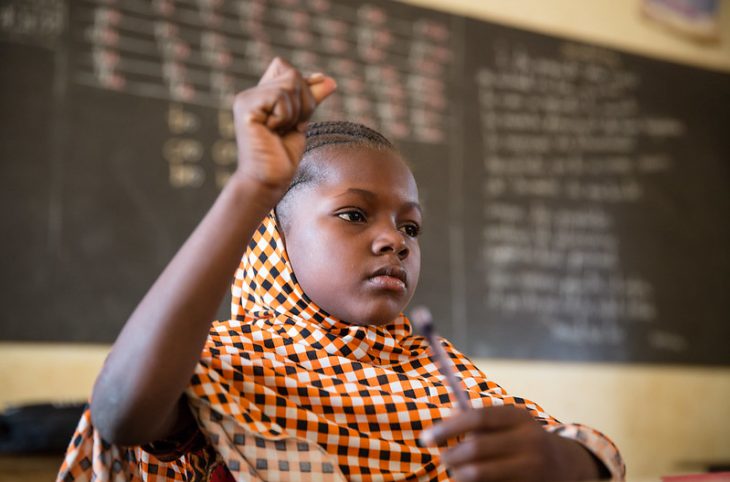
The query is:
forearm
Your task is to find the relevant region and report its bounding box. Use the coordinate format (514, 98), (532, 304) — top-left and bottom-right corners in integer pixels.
(91, 176), (280, 445)
(89, 58), (337, 446)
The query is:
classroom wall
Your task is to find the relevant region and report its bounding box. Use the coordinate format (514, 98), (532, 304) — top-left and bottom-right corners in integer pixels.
(1, 1), (728, 479)
(2, 344), (729, 478)
(402, 0), (730, 72)
(404, 0), (730, 478)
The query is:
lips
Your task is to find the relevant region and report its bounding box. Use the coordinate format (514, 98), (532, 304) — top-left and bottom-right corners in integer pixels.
(368, 265), (408, 291)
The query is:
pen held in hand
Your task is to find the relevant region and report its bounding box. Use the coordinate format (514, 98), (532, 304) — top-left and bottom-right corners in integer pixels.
(410, 305), (471, 412)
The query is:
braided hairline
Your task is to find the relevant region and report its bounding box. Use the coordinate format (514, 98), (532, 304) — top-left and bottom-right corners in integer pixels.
(303, 120), (394, 154)
(284, 120), (396, 194)
(275, 121), (396, 229)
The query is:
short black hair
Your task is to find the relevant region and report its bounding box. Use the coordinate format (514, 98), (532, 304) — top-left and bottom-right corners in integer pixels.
(303, 120), (394, 154)
(275, 121), (397, 230)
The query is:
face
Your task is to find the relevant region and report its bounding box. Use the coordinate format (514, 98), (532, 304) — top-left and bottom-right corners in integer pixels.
(281, 145), (422, 326)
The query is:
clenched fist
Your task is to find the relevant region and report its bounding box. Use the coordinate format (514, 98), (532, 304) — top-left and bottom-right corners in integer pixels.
(232, 57), (337, 196)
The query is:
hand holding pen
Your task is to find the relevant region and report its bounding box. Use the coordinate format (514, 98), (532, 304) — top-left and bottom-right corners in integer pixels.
(412, 306), (603, 481)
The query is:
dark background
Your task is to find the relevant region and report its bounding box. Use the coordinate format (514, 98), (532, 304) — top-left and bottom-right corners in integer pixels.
(1, 0), (728, 365)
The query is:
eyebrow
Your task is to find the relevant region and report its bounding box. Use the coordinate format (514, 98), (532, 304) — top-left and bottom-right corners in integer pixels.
(335, 188), (422, 214)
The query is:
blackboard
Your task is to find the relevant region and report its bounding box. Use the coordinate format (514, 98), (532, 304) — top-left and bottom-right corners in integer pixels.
(1, 0), (728, 365)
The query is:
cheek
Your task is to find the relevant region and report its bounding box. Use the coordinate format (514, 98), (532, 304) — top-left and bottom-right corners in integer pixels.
(408, 244), (422, 293)
(287, 227), (348, 296)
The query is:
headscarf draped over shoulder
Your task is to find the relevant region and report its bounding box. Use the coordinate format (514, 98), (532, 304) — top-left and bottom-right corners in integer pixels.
(58, 213), (624, 481)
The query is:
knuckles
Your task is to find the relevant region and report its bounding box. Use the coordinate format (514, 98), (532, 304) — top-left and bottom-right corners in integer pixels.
(232, 57), (325, 135)
(233, 80), (310, 123)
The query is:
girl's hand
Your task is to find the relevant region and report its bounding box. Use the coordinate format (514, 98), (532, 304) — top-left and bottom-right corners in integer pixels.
(232, 57), (337, 196)
(421, 406), (603, 481)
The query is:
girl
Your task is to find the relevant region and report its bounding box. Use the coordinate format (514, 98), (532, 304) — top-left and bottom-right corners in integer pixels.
(58, 58), (624, 481)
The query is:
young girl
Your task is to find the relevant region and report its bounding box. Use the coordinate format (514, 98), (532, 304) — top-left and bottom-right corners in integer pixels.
(58, 58), (624, 481)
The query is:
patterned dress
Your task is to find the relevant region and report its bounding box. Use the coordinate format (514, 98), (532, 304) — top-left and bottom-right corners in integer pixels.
(58, 213), (625, 481)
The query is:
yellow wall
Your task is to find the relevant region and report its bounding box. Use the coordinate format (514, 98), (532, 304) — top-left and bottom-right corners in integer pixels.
(480, 360), (730, 478)
(2, 1), (729, 480)
(2, 344), (730, 479)
(402, 0), (730, 72)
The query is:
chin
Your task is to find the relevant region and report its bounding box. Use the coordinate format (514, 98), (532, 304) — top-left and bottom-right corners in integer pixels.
(324, 296), (410, 327)
(353, 307), (405, 327)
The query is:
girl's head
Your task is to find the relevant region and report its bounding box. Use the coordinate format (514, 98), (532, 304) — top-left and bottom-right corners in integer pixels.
(275, 121), (421, 326)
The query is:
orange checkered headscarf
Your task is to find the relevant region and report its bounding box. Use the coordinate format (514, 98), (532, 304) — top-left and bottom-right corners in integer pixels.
(59, 212), (624, 481)
(183, 212), (526, 481)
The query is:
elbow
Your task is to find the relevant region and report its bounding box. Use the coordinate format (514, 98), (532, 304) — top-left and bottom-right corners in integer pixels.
(89, 362), (188, 445)
(89, 392), (157, 446)
(89, 388), (187, 446)
(89, 397), (136, 446)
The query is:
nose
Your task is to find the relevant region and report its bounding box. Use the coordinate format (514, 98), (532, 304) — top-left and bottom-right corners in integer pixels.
(372, 223), (409, 259)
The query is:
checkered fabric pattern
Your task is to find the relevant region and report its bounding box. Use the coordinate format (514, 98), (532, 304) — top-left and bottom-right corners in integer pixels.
(57, 406), (215, 482)
(57, 212), (625, 481)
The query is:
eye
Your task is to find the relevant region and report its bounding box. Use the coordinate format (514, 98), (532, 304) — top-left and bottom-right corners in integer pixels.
(337, 210), (366, 223)
(400, 223), (421, 238)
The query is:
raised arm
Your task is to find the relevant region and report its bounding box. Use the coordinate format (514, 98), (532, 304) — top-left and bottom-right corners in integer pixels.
(90, 58), (336, 445)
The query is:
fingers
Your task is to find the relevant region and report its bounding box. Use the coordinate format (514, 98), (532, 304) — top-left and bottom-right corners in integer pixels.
(265, 80), (302, 132)
(422, 405), (531, 446)
(441, 430), (519, 467)
(258, 56), (292, 85)
(306, 72), (337, 104)
(449, 456), (534, 482)
(233, 85), (287, 133)
(251, 57), (336, 133)
(423, 407), (556, 481)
